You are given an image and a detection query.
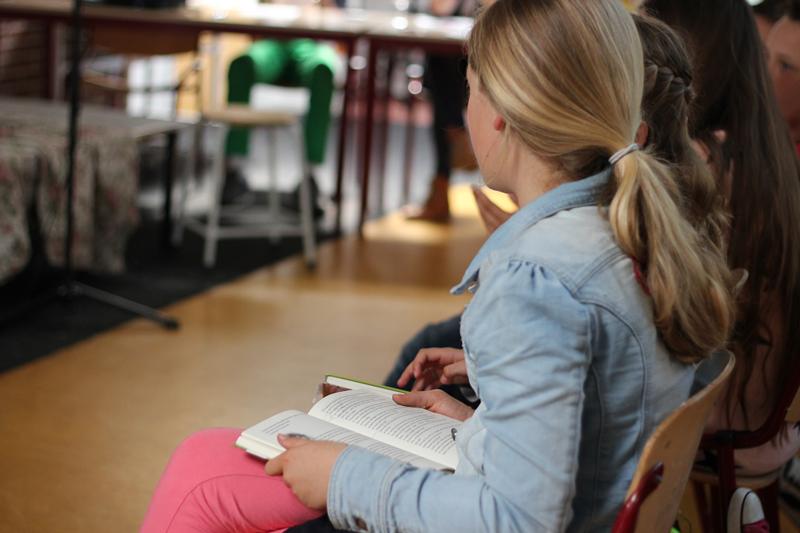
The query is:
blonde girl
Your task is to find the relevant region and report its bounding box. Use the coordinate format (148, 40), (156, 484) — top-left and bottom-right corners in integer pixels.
(141, 2), (734, 531)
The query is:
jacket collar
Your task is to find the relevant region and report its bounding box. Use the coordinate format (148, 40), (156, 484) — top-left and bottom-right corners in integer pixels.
(451, 168), (612, 295)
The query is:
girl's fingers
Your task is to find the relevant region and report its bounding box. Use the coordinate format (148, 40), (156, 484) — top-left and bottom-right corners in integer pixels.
(264, 453), (285, 476)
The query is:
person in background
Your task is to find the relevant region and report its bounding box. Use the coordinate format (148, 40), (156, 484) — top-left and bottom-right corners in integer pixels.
(766, 0), (800, 154)
(139, 1), (735, 531)
(221, 0), (345, 208)
(405, 0), (479, 222)
(752, 0), (788, 42)
(644, 0), (800, 479)
(765, 0), (800, 523)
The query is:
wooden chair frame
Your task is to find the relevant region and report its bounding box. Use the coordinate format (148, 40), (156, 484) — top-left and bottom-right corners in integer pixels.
(613, 350), (736, 533)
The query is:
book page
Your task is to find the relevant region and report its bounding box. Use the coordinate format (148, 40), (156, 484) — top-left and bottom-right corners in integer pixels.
(235, 410), (449, 470)
(308, 390), (461, 470)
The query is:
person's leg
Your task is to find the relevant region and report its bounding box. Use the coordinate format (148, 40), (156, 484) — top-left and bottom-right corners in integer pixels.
(224, 55), (255, 159)
(225, 40), (290, 158)
(261, 39), (338, 216)
(284, 39), (338, 166)
(223, 41), (290, 202)
(140, 428), (322, 533)
(409, 54), (471, 222)
(384, 314), (463, 388)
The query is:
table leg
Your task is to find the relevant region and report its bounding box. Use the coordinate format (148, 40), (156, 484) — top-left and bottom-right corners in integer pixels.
(162, 131), (177, 249)
(357, 41), (378, 235)
(375, 51), (392, 217)
(334, 38), (355, 235)
(44, 20), (56, 99)
(402, 92), (417, 205)
(208, 33), (222, 109)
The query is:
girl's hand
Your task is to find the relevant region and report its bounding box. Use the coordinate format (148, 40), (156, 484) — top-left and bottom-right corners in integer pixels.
(393, 389), (474, 421)
(397, 347), (468, 391)
(265, 436), (346, 510)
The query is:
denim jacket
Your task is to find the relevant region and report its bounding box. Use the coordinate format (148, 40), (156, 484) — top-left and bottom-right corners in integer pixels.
(327, 169), (694, 532)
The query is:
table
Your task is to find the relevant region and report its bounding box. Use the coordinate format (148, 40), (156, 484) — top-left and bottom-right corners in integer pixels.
(0, 97), (191, 284)
(0, 0), (367, 39)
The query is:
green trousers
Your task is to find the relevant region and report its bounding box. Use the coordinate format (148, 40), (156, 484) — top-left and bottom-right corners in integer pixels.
(225, 39), (338, 165)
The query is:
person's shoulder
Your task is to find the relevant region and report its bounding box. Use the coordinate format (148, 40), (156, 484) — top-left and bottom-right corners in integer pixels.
(490, 206), (624, 291)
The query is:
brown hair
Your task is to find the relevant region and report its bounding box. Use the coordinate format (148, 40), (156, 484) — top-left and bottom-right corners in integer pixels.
(468, 0), (735, 362)
(645, 0), (800, 423)
(635, 14), (728, 245)
(789, 0), (800, 20)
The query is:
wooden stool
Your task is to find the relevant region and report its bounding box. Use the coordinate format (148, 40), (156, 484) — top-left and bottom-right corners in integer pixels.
(177, 105), (316, 268)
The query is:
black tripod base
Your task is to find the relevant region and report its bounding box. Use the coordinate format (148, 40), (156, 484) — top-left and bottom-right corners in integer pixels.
(58, 281), (180, 330)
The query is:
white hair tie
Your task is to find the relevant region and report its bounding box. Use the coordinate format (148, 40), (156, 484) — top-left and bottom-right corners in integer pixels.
(609, 143), (640, 165)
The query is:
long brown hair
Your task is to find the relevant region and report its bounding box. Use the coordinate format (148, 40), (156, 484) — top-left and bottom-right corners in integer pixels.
(645, 0), (800, 423)
(468, 0), (735, 362)
(634, 14), (728, 245)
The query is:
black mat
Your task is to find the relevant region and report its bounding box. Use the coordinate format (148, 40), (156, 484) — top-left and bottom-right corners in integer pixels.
(0, 212), (334, 373)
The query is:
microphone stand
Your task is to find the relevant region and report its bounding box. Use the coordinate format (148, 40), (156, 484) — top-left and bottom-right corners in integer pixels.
(56, 0), (179, 330)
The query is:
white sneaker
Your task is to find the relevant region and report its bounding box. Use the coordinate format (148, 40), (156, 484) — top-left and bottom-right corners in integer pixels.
(727, 488), (770, 532)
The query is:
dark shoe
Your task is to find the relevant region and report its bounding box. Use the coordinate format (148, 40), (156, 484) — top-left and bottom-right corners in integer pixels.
(281, 175), (325, 220)
(221, 167), (252, 205)
(405, 175), (451, 223)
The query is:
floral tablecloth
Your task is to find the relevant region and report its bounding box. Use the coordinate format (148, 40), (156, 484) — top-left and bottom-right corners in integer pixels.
(0, 98), (186, 286)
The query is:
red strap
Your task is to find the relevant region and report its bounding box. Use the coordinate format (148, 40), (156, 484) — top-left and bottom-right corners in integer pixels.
(742, 519), (770, 533)
(632, 259), (650, 296)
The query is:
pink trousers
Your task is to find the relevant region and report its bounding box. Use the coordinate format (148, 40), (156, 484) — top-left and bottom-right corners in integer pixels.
(139, 428), (322, 533)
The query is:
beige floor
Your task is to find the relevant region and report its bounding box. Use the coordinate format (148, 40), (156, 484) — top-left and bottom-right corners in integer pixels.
(0, 186), (488, 533)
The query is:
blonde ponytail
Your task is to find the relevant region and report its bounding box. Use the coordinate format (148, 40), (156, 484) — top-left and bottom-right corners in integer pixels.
(610, 150), (734, 362)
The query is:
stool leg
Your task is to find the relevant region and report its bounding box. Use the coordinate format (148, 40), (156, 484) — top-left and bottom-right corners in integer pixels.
(402, 90), (417, 206)
(172, 123), (199, 246)
(204, 122), (225, 268)
(267, 127), (280, 244)
(297, 125), (317, 268)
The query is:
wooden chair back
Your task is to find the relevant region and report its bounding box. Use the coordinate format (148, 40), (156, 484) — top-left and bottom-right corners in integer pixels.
(613, 350), (735, 533)
(82, 27), (202, 113)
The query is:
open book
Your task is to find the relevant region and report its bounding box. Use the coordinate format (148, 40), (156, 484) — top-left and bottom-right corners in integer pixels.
(235, 386), (462, 471)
